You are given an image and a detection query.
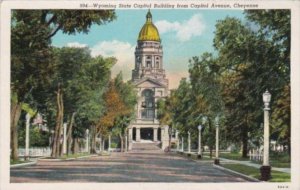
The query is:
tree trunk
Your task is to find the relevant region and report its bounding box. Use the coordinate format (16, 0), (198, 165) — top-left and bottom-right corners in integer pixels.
(58, 92), (64, 157)
(242, 127), (248, 158)
(90, 125), (97, 154)
(99, 134), (102, 152)
(72, 138), (79, 154)
(102, 138), (105, 151)
(51, 85), (64, 158)
(10, 101), (22, 161)
(67, 112), (76, 155)
(209, 146), (213, 158)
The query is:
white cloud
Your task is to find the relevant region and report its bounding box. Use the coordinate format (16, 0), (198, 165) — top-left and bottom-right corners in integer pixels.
(155, 14), (205, 42)
(90, 40), (135, 80)
(66, 42), (88, 48)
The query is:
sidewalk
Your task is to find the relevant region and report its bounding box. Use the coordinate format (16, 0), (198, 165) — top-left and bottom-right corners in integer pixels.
(217, 157), (291, 174)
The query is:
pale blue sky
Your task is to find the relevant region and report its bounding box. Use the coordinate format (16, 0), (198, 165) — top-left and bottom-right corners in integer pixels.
(52, 9), (245, 89)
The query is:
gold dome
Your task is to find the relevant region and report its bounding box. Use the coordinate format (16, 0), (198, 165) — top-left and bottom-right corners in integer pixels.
(138, 10), (161, 42)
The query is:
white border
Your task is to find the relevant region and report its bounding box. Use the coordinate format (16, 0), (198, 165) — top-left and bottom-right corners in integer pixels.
(1, 1), (300, 190)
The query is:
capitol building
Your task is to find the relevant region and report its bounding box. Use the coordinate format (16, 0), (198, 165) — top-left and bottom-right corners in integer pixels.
(127, 10), (172, 150)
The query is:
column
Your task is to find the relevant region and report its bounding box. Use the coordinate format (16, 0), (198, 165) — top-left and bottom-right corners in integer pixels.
(188, 131), (191, 153)
(25, 113), (31, 160)
(63, 123), (67, 154)
(85, 129), (89, 153)
(181, 137), (184, 152)
(129, 128), (133, 141)
(136, 127), (141, 142)
(153, 128), (158, 142)
(102, 138), (105, 151)
(128, 128), (133, 150)
(108, 135), (111, 151)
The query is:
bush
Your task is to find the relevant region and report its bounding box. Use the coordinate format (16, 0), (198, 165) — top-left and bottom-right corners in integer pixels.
(18, 125), (50, 147)
(111, 142), (118, 148)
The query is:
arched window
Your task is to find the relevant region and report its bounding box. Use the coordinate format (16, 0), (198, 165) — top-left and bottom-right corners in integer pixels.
(141, 89), (155, 119)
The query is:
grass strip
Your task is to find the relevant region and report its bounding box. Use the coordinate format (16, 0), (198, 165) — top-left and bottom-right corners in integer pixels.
(221, 163), (290, 182)
(10, 159), (31, 165)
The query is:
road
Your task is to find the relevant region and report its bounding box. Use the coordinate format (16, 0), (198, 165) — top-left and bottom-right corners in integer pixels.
(10, 150), (250, 182)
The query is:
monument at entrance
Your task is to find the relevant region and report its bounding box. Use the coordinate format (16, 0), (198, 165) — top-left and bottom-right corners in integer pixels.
(127, 10), (170, 150)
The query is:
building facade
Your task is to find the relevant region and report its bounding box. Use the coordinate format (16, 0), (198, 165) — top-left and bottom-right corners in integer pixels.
(127, 10), (170, 150)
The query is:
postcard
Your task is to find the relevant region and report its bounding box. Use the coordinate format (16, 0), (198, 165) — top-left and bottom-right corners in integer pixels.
(1, 0), (299, 190)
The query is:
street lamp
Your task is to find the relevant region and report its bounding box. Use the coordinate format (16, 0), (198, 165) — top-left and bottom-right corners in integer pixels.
(260, 90), (271, 181)
(25, 113), (31, 161)
(214, 115), (220, 165)
(197, 124), (203, 159)
(187, 130), (191, 155)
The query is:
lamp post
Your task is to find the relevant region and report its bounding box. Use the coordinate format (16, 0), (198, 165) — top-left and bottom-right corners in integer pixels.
(85, 129), (89, 153)
(260, 90), (271, 181)
(198, 116), (207, 159)
(197, 125), (203, 159)
(188, 131), (191, 153)
(25, 113), (31, 161)
(214, 115), (220, 165)
(181, 136), (184, 152)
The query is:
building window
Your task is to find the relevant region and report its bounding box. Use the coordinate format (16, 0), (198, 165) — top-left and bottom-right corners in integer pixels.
(146, 61), (151, 68)
(156, 62), (159, 68)
(141, 89), (155, 119)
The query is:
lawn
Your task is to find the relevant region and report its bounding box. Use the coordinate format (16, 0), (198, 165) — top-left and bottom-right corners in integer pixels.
(203, 152), (249, 161)
(251, 160), (290, 168)
(251, 152), (290, 168)
(43, 152), (91, 160)
(221, 163), (290, 182)
(10, 159), (31, 165)
(59, 152), (91, 159)
(219, 152), (249, 161)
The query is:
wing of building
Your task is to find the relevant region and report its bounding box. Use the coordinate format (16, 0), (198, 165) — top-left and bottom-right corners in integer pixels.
(127, 10), (171, 150)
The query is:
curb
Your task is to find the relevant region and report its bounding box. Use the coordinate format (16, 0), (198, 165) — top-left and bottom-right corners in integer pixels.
(38, 154), (98, 162)
(213, 164), (261, 182)
(10, 161), (37, 168)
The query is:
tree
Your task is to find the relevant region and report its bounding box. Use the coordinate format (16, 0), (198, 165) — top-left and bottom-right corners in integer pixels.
(49, 47), (92, 157)
(11, 9), (116, 160)
(47, 47), (115, 157)
(111, 73), (137, 152)
(95, 80), (131, 153)
(188, 53), (224, 157)
(212, 10), (290, 157)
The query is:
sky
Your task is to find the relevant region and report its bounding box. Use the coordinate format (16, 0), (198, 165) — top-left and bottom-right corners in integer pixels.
(52, 9), (245, 89)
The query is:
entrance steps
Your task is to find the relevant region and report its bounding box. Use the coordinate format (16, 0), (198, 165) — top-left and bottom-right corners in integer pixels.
(132, 141), (161, 151)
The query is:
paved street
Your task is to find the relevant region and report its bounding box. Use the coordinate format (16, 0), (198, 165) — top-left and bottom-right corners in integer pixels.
(10, 150), (250, 183)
